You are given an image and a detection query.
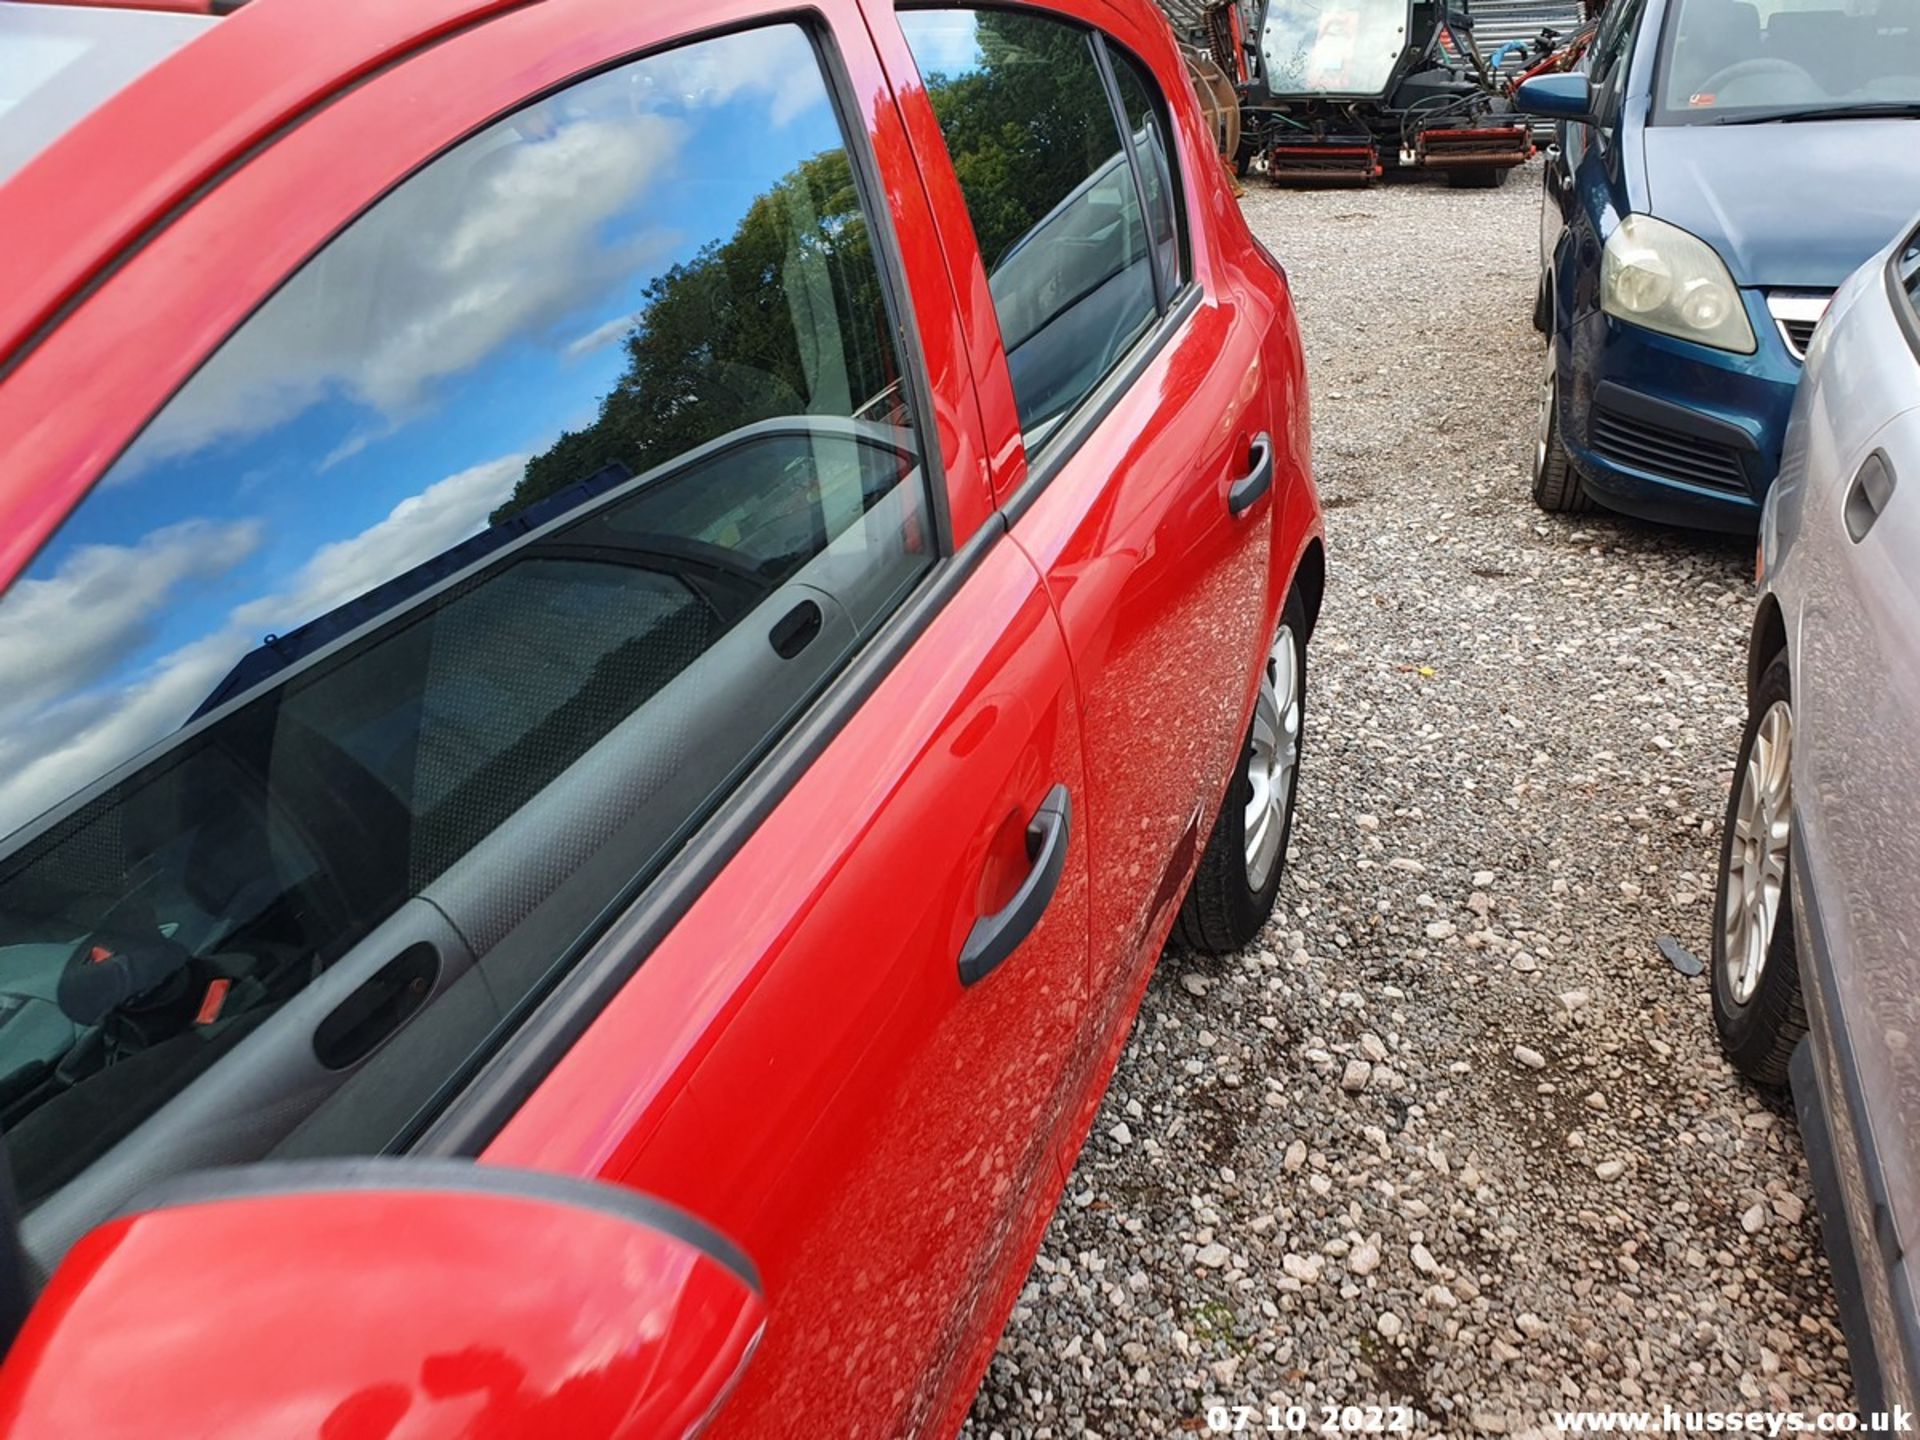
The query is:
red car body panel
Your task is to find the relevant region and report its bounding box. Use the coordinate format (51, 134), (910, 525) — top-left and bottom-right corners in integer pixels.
(0, 0), (1323, 1431)
(486, 540), (1094, 1435)
(0, 1181), (765, 1439)
(874, 0), (1311, 1115)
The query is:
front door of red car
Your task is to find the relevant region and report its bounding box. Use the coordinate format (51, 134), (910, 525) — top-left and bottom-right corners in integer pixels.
(371, 7), (1099, 1438)
(0, 2), (1091, 1435)
(876, 4), (1298, 1088)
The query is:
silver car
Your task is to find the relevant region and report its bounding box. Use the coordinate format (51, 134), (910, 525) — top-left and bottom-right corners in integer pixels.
(1713, 212), (1920, 1411)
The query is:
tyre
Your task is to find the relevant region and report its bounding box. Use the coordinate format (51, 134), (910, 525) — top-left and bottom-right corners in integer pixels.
(1712, 652), (1807, 1087)
(1532, 343), (1595, 514)
(1175, 591), (1308, 955)
(1445, 167), (1505, 189)
(1532, 269), (1552, 334)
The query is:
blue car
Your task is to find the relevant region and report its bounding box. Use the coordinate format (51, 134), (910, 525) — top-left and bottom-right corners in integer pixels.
(1517, 0), (1920, 532)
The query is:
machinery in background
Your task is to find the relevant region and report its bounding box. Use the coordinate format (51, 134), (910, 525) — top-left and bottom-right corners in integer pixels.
(1475, 0), (1595, 108)
(1488, 11), (1598, 125)
(1190, 0), (1549, 186)
(1183, 36), (1244, 174)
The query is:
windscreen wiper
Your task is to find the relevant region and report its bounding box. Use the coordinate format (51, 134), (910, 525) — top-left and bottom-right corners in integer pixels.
(1713, 101), (1920, 124)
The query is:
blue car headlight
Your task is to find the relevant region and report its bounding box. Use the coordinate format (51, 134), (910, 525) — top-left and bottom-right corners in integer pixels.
(1602, 215), (1756, 354)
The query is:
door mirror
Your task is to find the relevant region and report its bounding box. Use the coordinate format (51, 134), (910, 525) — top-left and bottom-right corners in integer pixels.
(0, 1160), (763, 1439)
(1514, 73), (1595, 122)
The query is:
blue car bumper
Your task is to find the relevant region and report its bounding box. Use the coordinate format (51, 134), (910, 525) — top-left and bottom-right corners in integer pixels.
(1554, 289), (1799, 534)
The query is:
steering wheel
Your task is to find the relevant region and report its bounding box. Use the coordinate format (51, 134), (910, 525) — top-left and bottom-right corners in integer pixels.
(1694, 56), (1819, 96)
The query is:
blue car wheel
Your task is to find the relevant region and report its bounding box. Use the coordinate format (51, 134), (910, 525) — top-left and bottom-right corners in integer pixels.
(1533, 340), (1596, 514)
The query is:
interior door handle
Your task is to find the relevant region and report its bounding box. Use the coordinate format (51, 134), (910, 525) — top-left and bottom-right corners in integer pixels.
(1845, 450), (1896, 543)
(957, 784), (1071, 987)
(1227, 433), (1275, 516)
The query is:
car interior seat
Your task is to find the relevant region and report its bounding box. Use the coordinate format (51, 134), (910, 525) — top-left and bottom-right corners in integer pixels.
(1672, 0), (1763, 97)
(1764, 10), (1852, 89)
(1867, 0), (1920, 85)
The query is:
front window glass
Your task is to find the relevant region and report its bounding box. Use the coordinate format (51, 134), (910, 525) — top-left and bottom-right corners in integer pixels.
(1656, 0), (1920, 119)
(1257, 0), (1411, 96)
(0, 22), (932, 1230)
(1590, 0), (1647, 83)
(899, 8), (1159, 447)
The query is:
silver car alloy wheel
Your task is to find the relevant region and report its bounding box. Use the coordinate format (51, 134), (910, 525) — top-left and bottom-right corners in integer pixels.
(1244, 623), (1302, 891)
(1723, 699), (1793, 1006)
(1535, 344), (1555, 482)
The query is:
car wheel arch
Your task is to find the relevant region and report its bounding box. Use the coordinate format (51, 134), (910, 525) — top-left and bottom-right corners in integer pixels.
(1749, 594), (1790, 699)
(1292, 537), (1326, 638)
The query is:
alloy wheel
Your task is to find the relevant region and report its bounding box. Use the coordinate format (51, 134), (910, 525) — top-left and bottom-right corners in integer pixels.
(1244, 623), (1302, 891)
(1534, 346), (1556, 482)
(1722, 700), (1793, 1006)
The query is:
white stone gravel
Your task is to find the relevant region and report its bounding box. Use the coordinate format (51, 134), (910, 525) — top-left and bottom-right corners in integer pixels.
(961, 163), (1851, 1437)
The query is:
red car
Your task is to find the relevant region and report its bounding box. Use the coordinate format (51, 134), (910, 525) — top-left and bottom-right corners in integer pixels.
(0, 0), (1322, 1433)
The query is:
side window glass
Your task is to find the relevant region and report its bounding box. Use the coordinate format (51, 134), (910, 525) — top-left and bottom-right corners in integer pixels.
(0, 22), (933, 1223)
(1584, 0), (1645, 121)
(1107, 43), (1191, 304)
(899, 8), (1159, 448)
(1591, 0), (1644, 85)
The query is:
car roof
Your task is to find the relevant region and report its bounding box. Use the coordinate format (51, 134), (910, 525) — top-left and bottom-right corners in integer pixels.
(0, 0), (533, 376)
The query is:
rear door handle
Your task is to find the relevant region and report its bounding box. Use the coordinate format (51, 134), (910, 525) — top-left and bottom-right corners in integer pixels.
(1845, 450), (1897, 543)
(957, 784), (1071, 987)
(1227, 433), (1275, 516)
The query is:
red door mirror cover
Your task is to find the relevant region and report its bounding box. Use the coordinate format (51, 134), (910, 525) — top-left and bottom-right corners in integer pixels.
(0, 1160), (764, 1440)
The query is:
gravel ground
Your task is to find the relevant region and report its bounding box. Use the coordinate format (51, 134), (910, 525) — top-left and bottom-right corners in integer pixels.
(962, 161), (1853, 1437)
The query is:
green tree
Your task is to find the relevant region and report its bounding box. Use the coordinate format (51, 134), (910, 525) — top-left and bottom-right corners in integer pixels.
(500, 9), (1121, 526)
(919, 12), (1117, 268)
(496, 146), (891, 524)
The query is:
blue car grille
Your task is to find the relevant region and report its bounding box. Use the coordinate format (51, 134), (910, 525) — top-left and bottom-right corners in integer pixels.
(1589, 404), (1750, 495)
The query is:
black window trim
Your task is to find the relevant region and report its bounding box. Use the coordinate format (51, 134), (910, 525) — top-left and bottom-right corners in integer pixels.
(892, 0), (1205, 523)
(408, 13), (978, 1158)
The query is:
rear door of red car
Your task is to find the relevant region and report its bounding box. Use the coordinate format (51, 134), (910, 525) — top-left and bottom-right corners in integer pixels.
(0, 1), (1094, 1433)
(871, 0), (1307, 1101)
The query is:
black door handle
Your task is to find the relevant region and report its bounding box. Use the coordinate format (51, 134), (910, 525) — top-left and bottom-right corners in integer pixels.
(1227, 433), (1275, 516)
(313, 942), (440, 1070)
(957, 784), (1071, 987)
(769, 599), (823, 658)
(1845, 451), (1896, 543)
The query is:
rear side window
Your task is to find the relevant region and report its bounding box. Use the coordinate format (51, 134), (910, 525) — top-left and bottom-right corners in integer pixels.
(898, 8), (1188, 448)
(1107, 43), (1190, 306)
(0, 22), (932, 1234)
